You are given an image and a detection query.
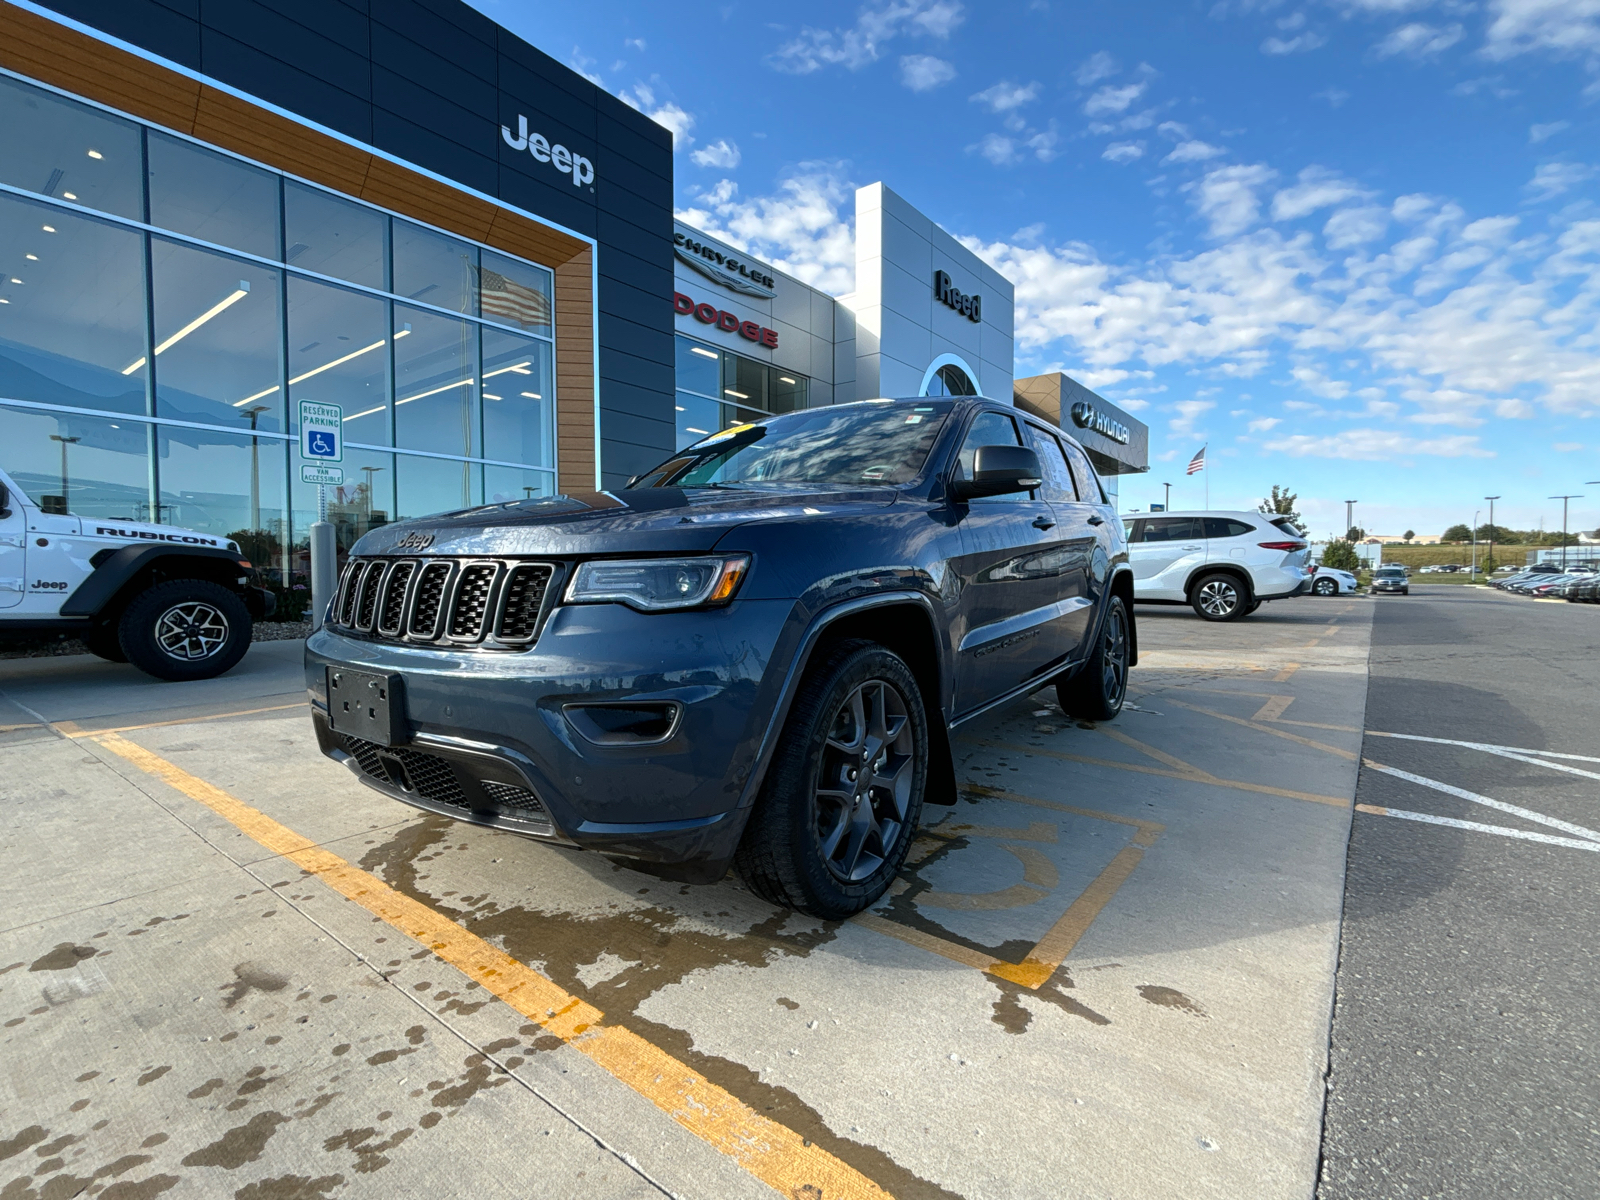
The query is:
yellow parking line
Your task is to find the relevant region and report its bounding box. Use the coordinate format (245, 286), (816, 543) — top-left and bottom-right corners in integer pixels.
(1252, 695), (1294, 722)
(91, 732), (891, 1200)
(56, 701), (305, 738)
(1273, 663), (1301, 682)
(1162, 698), (1358, 761)
(0, 721), (44, 733)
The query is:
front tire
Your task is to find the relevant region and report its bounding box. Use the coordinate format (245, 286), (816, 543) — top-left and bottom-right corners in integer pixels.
(734, 640), (927, 919)
(1314, 578), (1337, 597)
(1191, 573), (1249, 621)
(118, 579), (252, 681)
(1057, 595), (1130, 722)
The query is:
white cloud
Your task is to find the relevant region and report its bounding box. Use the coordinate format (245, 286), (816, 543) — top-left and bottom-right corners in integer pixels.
(567, 48), (604, 86)
(900, 54), (957, 91)
(973, 134), (1019, 166)
(1189, 164), (1278, 238)
(1374, 23), (1465, 58)
(770, 0), (965, 73)
(1273, 167), (1372, 221)
(1171, 399), (1216, 434)
(971, 126), (1059, 166)
(1084, 82), (1147, 116)
(624, 37), (646, 52)
(1248, 416), (1283, 432)
(1164, 140), (1226, 164)
(1526, 161), (1595, 200)
(690, 139), (740, 169)
(1315, 87), (1350, 106)
(1103, 141), (1146, 164)
(1324, 206), (1391, 248)
(1263, 32), (1328, 54)
(1484, 0), (1600, 61)
(1553, 440), (1584, 451)
(971, 80), (1040, 112)
(1497, 398), (1536, 418)
(619, 84), (693, 150)
(1530, 120), (1571, 143)
(1263, 430), (1493, 459)
(1076, 51), (1119, 86)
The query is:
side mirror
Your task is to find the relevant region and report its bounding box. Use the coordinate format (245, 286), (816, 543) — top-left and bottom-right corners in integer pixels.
(949, 445), (1042, 501)
(0, 481), (9, 519)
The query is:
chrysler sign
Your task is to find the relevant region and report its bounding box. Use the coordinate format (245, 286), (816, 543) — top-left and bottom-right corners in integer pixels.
(674, 228), (777, 298)
(1070, 401), (1130, 446)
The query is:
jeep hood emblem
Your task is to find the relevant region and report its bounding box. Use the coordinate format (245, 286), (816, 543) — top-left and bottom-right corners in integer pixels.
(395, 531), (435, 550)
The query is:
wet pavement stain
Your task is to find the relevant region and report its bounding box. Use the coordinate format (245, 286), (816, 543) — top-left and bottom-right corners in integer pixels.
(358, 817), (966, 1200)
(1137, 985), (1207, 1017)
(988, 971), (1110, 1033)
(96, 1177), (180, 1199)
(0, 1128), (47, 1162)
(27, 944), (96, 972)
(137, 1066), (171, 1087)
(323, 1126), (414, 1174)
(233, 1174), (344, 1200)
(180, 1112), (288, 1169)
(221, 964), (289, 1009)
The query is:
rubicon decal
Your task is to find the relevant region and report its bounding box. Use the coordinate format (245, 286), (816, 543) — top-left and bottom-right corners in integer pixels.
(673, 292), (779, 348)
(96, 526), (222, 546)
(500, 115), (595, 188)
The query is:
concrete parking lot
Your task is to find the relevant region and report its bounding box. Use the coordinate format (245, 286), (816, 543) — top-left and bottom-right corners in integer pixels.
(0, 594), (1379, 1198)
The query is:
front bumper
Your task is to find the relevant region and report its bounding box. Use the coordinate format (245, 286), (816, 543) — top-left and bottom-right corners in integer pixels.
(304, 598), (799, 875)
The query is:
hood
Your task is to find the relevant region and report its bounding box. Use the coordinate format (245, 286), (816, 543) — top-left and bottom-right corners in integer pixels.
(80, 517), (240, 554)
(352, 485), (900, 558)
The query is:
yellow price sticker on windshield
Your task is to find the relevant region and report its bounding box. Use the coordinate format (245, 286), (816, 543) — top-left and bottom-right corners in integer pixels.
(705, 423), (756, 443)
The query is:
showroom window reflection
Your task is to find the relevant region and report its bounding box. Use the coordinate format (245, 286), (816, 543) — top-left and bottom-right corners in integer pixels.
(0, 69), (559, 585)
(673, 336), (808, 450)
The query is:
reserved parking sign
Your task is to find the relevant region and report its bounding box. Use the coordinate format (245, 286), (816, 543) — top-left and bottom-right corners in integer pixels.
(299, 400), (343, 463)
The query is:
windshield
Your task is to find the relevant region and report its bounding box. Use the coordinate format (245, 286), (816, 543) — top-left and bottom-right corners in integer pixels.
(629, 402), (954, 489)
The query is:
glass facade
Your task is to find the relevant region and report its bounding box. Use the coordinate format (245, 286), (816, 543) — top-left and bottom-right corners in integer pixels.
(0, 69), (558, 587)
(673, 334), (809, 450)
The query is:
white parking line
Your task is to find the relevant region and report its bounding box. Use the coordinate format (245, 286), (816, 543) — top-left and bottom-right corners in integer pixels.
(1356, 805), (1600, 853)
(1363, 761), (1600, 844)
(1369, 731), (1600, 766)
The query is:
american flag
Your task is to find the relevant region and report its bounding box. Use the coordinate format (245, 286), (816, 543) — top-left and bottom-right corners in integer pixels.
(1187, 446), (1206, 475)
(478, 267), (551, 330)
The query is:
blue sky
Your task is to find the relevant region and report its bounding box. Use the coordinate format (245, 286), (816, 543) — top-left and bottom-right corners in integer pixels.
(471, 0), (1600, 540)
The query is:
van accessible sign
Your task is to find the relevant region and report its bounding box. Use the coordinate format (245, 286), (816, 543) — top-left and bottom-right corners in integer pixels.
(501, 115), (595, 188)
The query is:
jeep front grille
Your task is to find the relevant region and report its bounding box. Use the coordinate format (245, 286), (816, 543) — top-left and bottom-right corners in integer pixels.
(327, 557), (555, 650)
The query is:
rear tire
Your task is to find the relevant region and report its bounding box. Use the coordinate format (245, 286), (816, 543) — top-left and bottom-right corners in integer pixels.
(734, 640), (927, 919)
(1191, 573), (1249, 621)
(1057, 595), (1130, 722)
(118, 579), (252, 682)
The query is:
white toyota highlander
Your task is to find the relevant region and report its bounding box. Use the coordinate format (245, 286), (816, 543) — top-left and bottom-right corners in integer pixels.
(1121, 510), (1310, 621)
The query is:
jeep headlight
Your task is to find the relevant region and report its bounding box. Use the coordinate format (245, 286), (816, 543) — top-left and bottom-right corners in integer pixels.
(565, 555), (750, 611)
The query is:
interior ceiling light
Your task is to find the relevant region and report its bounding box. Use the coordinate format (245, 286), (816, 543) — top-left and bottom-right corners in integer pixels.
(483, 361), (532, 379)
(724, 389), (748, 400)
(520, 391), (542, 399)
(393, 377), (474, 408)
(123, 281), (250, 375)
(41, 225), (55, 233)
(690, 346), (717, 359)
(235, 326), (411, 406)
(686, 427), (709, 435)
(86, 149), (103, 159)
(25, 254), (37, 261)
(483, 392), (502, 400)
(779, 376), (796, 384)
(8, 278), (20, 285)
(341, 403), (387, 422)
(62, 192), (77, 200)
(0, 299), (9, 304)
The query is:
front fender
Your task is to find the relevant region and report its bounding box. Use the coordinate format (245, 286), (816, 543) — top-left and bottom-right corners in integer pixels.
(61, 545), (250, 618)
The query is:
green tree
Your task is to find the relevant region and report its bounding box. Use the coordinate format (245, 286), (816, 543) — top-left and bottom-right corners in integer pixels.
(1442, 523), (1472, 543)
(1257, 485), (1303, 529)
(1403, 530), (1415, 542)
(1322, 539), (1361, 572)
(1475, 523), (1515, 543)
(1346, 526), (1366, 542)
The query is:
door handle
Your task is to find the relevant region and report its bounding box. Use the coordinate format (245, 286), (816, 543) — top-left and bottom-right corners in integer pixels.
(1086, 515), (1105, 526)
(1032, 516), (1056, 530)
(1183, 543), (1201, 549)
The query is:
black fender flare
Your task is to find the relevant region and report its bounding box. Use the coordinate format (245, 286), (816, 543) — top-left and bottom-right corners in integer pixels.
(61, 545), (251, 619)
(735, 591), (959, 814)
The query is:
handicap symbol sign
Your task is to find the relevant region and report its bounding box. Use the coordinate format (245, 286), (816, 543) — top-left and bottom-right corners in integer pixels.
(298, 400), (343, 464)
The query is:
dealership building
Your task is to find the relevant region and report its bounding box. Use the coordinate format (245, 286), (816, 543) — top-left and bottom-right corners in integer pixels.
(0, 0), (1146, 586)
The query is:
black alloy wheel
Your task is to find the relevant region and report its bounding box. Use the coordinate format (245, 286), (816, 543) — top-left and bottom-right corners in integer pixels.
(1058, 594), (1130, 722)
(119, 579), (252, 681)
(1314, 577), (1338, 596)
(1191, 572), (1249, 621)
(734, 640), (927, 918)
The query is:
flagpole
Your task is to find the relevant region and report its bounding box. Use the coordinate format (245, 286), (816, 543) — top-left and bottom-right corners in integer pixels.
(1204, 443), (1209, 509)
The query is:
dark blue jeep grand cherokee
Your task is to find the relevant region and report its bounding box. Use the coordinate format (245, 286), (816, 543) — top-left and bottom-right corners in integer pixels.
(306, 396), (1135, 917)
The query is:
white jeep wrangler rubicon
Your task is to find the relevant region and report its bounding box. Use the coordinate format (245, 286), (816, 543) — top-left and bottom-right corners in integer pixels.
(0, 465), (275, 681)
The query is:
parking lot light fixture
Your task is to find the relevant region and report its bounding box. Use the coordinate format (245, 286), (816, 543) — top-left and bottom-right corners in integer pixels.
(1550, 495), (1583, 573)
(1485, 497), (1500, 576)
(1471, 510), (1480, 579)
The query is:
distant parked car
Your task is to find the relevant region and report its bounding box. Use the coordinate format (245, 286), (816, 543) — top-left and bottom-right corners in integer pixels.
(1309, 565), (1358, 596)
(1371, 567), (1409, 595)
(1121, 510), (1309, 621)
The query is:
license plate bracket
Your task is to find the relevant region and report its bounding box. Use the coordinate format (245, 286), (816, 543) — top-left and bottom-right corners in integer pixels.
(327, 667), (406, 746)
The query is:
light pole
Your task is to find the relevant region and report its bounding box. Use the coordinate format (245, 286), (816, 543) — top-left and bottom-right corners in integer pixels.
(1471, 510), (1480, 578)
(360, 466), (385, 521)
(1550, 494), (1582, 572)
(1344, 499), (1358, 539)
(240, 405), (269, 532)
(1484, 495), (1500, 577)
(1163, 482), (1172, 511)
(48, 434), (80, 514)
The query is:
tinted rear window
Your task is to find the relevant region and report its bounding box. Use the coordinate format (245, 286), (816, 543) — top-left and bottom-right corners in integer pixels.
(1203, 518), (1256, 539)
(1272, 518), (1304, 538)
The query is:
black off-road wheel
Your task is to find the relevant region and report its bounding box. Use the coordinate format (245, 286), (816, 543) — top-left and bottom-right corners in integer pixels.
(1057, 595), (1131, 722)
(118, 579), (252, 681)
(734, 640), (927, 919)
(84, 622), (128, 663)
(1191, 572), (1249, 621)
